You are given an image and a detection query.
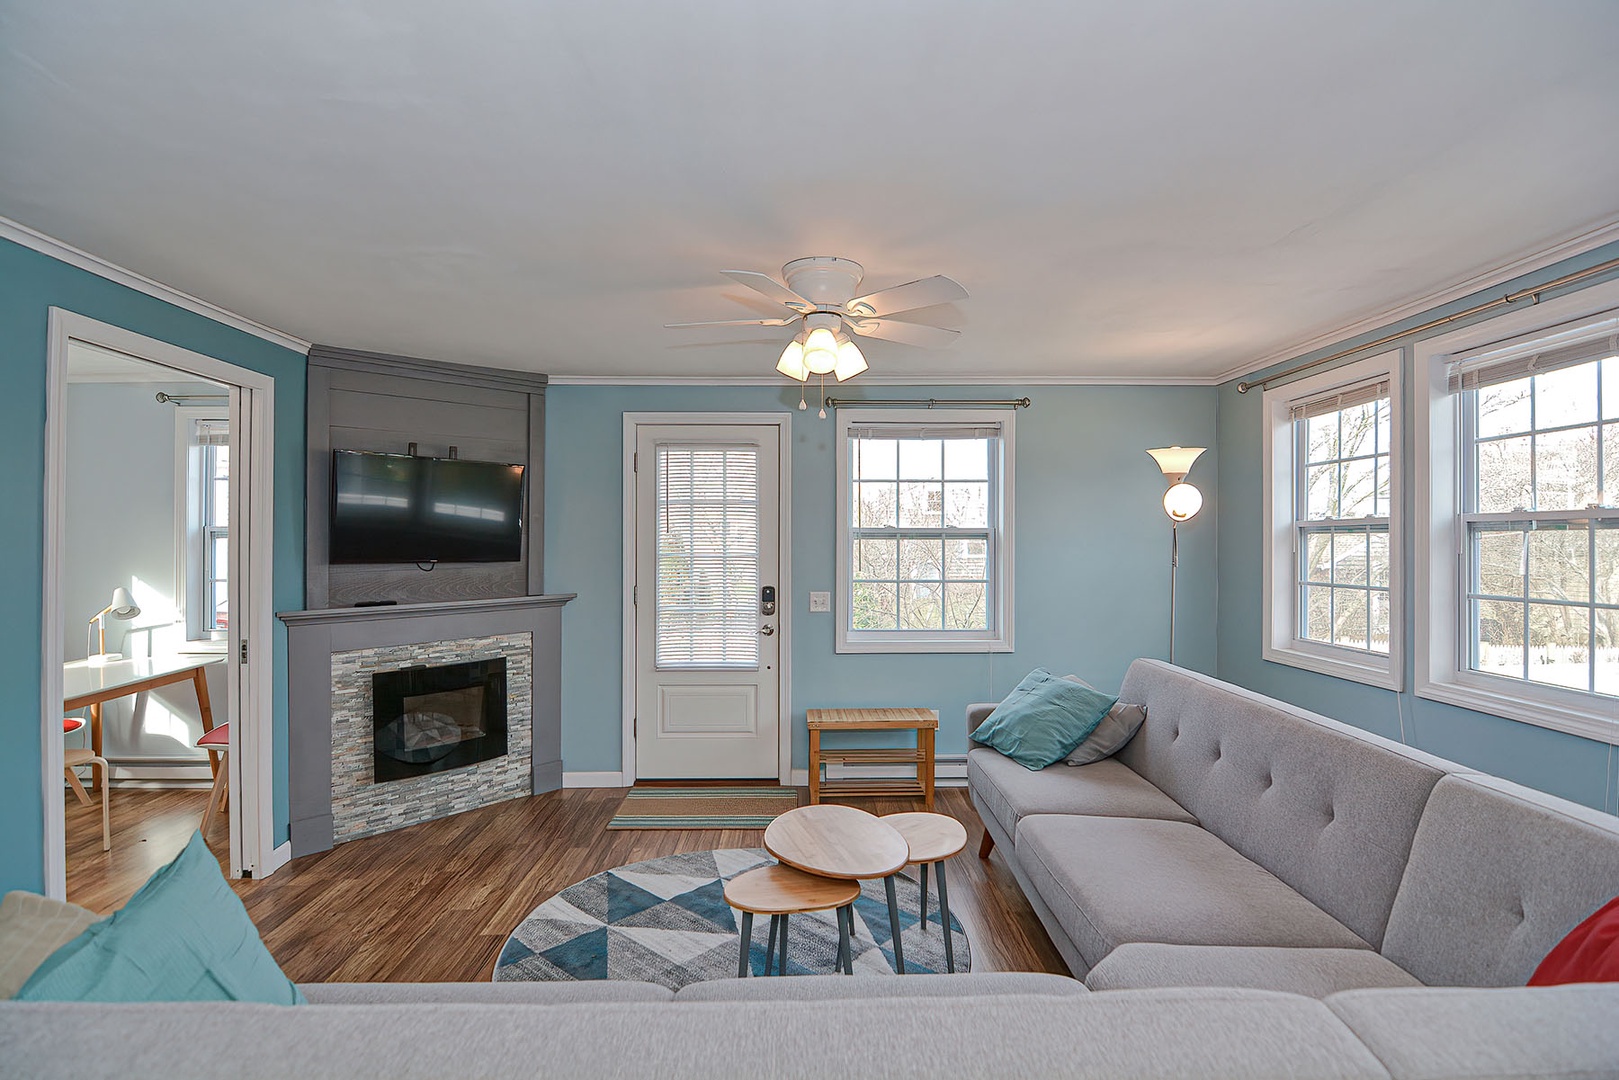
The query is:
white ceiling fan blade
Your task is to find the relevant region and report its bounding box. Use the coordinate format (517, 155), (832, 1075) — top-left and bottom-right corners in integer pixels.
(720, 270), (816, 313)
(844, 317), (961, 348)
(845, 275), (967, 318)
(664, 316), (800, 328)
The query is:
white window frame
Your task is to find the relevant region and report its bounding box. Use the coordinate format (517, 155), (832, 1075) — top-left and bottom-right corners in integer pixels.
(174, 407), (230, 644)
(1415, 278), (1619, 743)
(1262, 351), (1404, 689)
(834, 408), (1015, 654)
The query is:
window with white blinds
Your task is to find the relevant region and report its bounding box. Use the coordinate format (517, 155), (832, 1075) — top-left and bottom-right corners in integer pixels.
(1451, 320), (1618, 698)
(654, 445), (761, 669)
(835, 409), (1015, 653)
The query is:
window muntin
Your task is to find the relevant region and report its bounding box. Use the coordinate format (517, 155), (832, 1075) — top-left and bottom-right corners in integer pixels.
(1460, 348), (1618, 698)
(1293, 385), (1392, 655)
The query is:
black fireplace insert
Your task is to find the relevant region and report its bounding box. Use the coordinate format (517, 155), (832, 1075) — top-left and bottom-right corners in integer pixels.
(372, 657), (507, 783)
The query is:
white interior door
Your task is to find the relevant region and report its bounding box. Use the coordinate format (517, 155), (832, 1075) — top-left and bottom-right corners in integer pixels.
(633, 424), (781, 779)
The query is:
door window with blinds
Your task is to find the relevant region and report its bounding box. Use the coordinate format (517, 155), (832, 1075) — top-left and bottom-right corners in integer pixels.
(654, 444), (761, 669)
(1262, 352), (1401, 688)
(1451, 322), (1618, 699)
(834, 409), (1014, 653)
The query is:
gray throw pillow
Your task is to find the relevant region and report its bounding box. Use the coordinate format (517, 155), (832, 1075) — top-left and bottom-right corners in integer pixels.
(1065, 702), (1147, 765)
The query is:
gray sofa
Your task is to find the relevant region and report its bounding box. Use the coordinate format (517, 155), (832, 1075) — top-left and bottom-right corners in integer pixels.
(968, 659), (1619, 998)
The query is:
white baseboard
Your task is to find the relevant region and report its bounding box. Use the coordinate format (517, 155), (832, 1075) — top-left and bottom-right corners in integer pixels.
(258, 840), (292, 878)
(564, 771), (626, 788)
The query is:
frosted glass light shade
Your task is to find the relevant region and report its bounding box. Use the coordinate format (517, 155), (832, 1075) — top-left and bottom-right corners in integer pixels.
(833, 340), (867, 381)
(776, 340), (808, 381)
(1146, 446), (1206, 483)
(1163, 482), (1203, 522)
(803, 327), (839, 375)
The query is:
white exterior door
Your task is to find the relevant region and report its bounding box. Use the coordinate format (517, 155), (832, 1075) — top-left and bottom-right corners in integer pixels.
(633, 424), (781, 779)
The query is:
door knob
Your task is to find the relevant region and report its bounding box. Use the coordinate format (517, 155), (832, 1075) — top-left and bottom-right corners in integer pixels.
(759, 625), (776, 636)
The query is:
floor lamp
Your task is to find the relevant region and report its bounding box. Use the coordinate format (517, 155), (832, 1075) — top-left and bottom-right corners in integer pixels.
(1146, 447), (1205, 665)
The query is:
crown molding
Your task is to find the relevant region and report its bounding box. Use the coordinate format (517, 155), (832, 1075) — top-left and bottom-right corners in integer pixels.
(546, 372), (1223, 387)
(0, 215), (311, 354)
(1212, 215), (1619, 386)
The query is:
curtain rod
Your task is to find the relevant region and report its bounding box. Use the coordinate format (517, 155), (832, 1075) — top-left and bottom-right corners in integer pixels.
(824, 397), (1031, 409)
(155, 392), (228, 405)
(1235, 255), (1619, 394)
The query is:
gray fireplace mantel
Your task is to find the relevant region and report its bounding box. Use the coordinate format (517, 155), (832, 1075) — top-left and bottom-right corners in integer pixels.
(279, 593), (574, 857)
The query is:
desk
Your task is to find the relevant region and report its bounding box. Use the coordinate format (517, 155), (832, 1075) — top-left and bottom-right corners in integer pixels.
(806, 707), (939, 811)
(64, 656), (223, 787)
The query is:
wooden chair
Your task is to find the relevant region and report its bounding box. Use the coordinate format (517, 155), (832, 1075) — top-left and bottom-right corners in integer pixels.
(197, 722), (230, 843)
(62, 717), (110, 851)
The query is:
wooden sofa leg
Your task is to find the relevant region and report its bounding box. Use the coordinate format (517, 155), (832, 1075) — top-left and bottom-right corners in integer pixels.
(978, 831), (995, 858)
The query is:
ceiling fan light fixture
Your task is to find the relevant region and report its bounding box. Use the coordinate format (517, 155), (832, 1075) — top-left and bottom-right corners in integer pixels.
(802, 326), (839, 375)
(833, 339), (867, 381)
(776, 339), (808, 381)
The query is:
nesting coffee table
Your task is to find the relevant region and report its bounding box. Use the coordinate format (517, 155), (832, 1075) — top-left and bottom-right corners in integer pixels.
(762, 804), (912, 973)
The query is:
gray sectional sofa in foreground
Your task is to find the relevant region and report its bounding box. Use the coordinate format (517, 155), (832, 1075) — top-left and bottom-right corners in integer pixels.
(5, 660), (1618, 1078)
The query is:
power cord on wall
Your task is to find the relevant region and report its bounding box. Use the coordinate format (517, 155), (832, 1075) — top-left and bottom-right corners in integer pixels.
(1394, 690), (1409, 746)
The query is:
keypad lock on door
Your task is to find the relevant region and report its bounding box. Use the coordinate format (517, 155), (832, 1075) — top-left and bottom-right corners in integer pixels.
(760, 586), (776, 616)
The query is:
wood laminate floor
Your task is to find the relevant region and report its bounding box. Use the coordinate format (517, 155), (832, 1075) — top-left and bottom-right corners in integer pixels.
(66, 785), (1067, 983)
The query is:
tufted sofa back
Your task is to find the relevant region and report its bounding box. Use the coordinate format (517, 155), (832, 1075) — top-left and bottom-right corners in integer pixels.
(1381, 773), (1619, 986)
(1115, 661), (1452, 948)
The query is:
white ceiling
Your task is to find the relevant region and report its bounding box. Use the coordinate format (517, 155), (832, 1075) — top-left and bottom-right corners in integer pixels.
(4, 1), (1618, 382)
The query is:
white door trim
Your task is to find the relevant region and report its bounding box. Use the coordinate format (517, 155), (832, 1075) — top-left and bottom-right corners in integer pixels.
(42, 309), (279, 897)
(620, 412), (793, 785)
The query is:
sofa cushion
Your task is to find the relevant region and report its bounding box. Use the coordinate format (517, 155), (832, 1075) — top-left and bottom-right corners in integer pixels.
(301, 981), (673, 1004)
(1085, 943), (1420, 998)
(967, 748), (1196, 844)
(970, 668), (1117, 769)
(1381, 773), (1619, 987)
(674, 971), (1088, 1002)
(1016, 814), (1370, 971)
(0, 990), (1393, 1079)
(1326, 984), (1619, 1080)
(0, 892), (100, 999)
(1114, 660), (1448, 948)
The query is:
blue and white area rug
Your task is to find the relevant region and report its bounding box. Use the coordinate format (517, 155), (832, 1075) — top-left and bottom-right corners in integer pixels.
(494, 848), (970, 988)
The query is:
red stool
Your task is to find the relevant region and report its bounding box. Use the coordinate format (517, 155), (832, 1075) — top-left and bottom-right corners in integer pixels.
(197, 723), (230, 842)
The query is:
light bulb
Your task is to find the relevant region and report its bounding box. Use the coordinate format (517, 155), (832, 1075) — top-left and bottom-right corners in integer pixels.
(776, 340), (808, 381)
(833, 340), (867, 381)
(1163, 482), (1203, 522)
(803, 327), (839, 375)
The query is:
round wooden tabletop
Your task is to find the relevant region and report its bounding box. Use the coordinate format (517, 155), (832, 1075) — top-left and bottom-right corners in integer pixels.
(882, 812), (969, 864)
(763, 804), (909, 880)
(722, 863), (861, 915)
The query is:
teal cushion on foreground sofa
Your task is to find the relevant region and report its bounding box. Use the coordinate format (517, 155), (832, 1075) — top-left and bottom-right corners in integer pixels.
(971, 668), (1118, 770)
(16, 831), (303, 1004)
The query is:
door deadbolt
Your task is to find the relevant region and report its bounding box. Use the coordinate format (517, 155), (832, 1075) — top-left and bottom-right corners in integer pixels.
(760, 585), (776, 616)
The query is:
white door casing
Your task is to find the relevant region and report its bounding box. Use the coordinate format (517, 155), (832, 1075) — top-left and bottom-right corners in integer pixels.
(624, 416), (790, 781)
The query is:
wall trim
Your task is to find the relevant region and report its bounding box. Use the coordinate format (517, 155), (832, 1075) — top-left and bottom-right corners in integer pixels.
(1, 216), (310, 354)
(563, 771), (626, 788)
(1214, 215), (1619, 386)
(548, 373), (1223, 387)
(258, 840), (292, 878)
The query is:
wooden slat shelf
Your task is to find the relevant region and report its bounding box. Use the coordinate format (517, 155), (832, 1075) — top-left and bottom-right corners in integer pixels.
(817, 779), (927, 798)
(806, 707), (939, 811)
(815, 747), (925, 764)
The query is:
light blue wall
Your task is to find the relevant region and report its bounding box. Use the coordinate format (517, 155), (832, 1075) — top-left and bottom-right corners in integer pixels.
(0, 238), (306, 894)
(546, 383), (1218, 773)
(1215, 241), (1619, 813)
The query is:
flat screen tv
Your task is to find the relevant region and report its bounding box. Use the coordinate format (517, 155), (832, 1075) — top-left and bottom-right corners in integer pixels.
(330, 450), (525, 564)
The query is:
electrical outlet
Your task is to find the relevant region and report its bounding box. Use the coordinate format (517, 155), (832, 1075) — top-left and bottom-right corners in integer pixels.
(809, 591), (831, 613)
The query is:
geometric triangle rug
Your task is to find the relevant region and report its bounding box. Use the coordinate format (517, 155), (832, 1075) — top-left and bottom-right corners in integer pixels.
(493, 848), (970, 988)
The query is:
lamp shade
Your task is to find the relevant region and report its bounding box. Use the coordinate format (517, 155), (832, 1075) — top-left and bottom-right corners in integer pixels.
(1146, 446), (1206, 483)
(776, 340), (808, 381)
(833, 339), (868, 381)
(1163, 482), (1203, 522)
(802, 327), (839, 375)
(108, 587), (140, 620)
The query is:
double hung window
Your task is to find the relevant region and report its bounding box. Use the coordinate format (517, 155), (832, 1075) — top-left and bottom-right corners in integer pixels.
(835, 409), (1014, 653)
(180, 414), (229, 640)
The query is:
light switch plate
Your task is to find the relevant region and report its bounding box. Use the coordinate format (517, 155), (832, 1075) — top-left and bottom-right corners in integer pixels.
(809, 591), (831, 612)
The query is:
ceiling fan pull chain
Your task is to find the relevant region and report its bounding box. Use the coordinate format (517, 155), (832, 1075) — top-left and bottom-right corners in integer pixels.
(798, 382), (807, 411)
(818, 374), (828, 419)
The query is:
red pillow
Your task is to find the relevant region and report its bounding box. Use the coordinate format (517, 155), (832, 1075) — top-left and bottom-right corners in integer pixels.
(1528, 896), (1619, 985)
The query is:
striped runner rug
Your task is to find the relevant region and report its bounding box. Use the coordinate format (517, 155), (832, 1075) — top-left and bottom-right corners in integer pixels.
(606, 786), (800, 829)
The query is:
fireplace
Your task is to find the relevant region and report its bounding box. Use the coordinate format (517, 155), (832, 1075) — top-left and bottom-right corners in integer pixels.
(372, 657), (508, 783)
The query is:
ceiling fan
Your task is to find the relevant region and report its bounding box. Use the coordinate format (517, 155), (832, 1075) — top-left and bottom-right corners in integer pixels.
(666, 257), (968, 402)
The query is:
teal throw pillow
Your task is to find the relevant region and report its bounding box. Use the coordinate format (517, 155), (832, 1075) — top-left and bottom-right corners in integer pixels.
(17, 831), (303, 1004)
(971, 668), (1119, 770)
